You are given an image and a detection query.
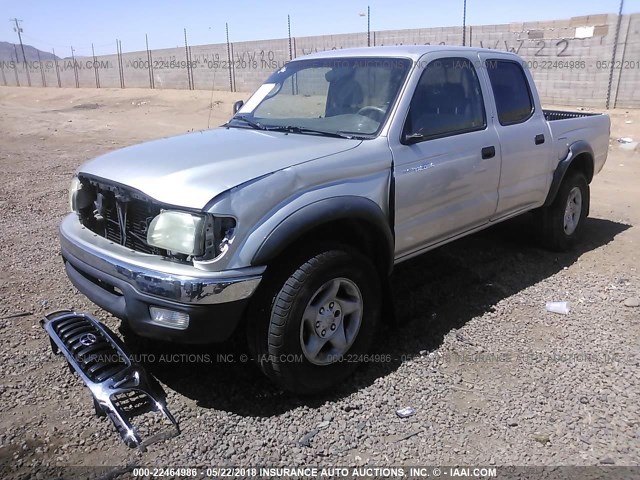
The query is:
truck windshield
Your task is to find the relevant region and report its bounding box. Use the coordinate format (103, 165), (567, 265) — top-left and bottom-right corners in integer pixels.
(228, 57), (412, 138)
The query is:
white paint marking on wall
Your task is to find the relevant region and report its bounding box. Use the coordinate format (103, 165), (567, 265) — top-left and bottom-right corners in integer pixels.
(575, 26), (595, 39)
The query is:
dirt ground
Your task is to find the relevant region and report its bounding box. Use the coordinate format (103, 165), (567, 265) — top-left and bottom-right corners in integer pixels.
(0, 86), (639, 478)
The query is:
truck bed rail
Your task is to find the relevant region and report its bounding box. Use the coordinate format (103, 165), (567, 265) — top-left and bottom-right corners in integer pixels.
(543, 109), (601, 121)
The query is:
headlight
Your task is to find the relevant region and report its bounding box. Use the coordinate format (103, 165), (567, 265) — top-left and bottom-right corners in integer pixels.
(147, 211), (206, 256)
(69, 176), (91, 213)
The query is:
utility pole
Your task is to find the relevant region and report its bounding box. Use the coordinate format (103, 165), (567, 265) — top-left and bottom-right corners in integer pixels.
(288, 15), (293, 60)
(10, 18), (31, 86)
(12, 46), (20, 86)
(367, 6), (371, 47)
(462, 0), (467, 46)
(71, 46), (79, 88)
(183, 28), (192, 90)
(606, 0), (624, 109)
(226, 23), (233, 92)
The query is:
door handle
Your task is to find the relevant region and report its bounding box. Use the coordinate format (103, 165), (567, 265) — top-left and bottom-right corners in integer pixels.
(535, 134), (545, 145)
(481, 146), (495, 159)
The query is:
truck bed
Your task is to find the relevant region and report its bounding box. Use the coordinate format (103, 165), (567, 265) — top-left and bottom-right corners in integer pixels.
(544, 109), (610, 176)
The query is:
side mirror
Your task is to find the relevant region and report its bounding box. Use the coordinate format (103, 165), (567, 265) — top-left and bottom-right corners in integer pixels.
(233, 100), (244, 114)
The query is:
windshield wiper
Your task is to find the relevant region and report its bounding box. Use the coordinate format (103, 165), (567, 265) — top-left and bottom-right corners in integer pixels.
(265, 125), (362, 139)
(336, 130), (372, 140)
(227, 115), (267, 130)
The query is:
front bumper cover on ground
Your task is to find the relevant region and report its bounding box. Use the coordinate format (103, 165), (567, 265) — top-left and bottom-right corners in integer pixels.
(41, 310), (180, 449)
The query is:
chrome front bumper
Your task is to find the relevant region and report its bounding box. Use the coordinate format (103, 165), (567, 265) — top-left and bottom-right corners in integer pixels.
(59, 213), (264, 306)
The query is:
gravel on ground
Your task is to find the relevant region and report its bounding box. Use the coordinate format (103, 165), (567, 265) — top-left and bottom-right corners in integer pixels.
(0, 87), (638, 478)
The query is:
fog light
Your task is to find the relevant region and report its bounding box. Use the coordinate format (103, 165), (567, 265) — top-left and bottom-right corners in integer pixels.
(149, 307), (190, 330)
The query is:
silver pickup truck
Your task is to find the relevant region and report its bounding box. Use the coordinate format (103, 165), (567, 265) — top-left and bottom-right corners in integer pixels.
(62, 46), (609, 393)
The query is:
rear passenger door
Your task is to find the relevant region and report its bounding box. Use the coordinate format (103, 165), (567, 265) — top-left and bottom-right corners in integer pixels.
(391, 54), (501, 260)
(479, 54), (552, 218)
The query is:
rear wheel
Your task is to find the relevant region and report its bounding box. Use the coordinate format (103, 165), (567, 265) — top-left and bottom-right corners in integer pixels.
(539, 172), (589, 251)
(248, 246), (381, 394)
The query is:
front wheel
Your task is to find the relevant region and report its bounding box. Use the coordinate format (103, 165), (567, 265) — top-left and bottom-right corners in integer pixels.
(538, 171), (589, 251)
(249, 247), (381, 394)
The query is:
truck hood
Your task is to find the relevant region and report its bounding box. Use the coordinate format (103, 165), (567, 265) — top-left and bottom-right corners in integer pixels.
(79, 127), (361, 209)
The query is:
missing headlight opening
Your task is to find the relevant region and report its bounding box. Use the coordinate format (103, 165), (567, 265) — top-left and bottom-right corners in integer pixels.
(74, 176), (168, 256)
(213, 216), (237, 258)
(71, 175), (236, 264)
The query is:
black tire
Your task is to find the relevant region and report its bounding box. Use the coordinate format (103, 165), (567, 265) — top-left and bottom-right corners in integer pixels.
(539, 171), (589, 251)
(247, 245), (381, 394)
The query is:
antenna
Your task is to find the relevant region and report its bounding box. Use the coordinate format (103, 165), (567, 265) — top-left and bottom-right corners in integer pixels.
(206, 69), (217, 129)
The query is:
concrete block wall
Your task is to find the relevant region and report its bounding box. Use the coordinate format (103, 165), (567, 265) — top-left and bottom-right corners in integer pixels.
(611, 14), (640, 108)
(470, 14), (621, 108)
(1, 13), (639, 108)
(225, 38), (290, 92)
(188, 43), (237, 92)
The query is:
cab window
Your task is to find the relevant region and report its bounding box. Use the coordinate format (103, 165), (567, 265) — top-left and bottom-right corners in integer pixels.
(485, 59), (534, 125)
(403, 57), (486, 142)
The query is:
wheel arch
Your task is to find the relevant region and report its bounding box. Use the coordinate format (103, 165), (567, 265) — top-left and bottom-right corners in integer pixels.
(543, 140), (594, 207)
(250, 196), (394, 276)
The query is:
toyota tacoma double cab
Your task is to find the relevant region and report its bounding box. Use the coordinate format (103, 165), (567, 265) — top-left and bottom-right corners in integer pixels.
(61, 46), (610, 393)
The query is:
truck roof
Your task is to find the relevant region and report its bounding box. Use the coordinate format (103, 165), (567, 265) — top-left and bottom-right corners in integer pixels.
(298, 45), (519, 61)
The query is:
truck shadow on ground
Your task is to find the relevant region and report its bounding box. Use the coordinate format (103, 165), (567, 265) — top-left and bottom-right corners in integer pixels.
(125, 216), (629, 417)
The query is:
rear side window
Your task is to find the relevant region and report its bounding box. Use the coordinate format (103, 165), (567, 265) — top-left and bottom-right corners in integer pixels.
(404, 57), (486, 141)
(485, 60), (534, 125)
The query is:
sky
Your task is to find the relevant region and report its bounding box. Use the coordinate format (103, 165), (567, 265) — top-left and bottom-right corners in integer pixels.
(1, 0), (639, 57)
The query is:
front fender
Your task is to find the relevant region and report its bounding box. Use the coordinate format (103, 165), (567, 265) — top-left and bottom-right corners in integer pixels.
(251, 196), (394, 270)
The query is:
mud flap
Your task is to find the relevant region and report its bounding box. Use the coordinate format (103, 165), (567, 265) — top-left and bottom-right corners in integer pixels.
(40, 310), (180, 449)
